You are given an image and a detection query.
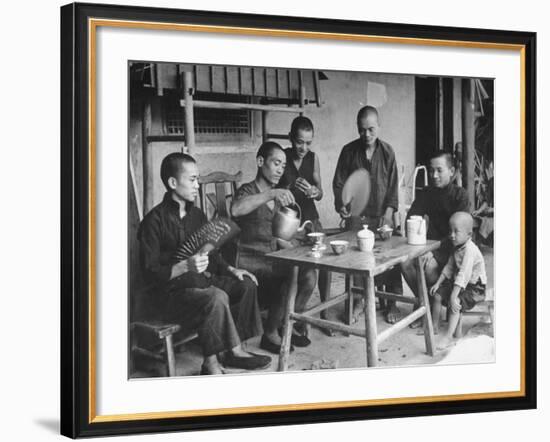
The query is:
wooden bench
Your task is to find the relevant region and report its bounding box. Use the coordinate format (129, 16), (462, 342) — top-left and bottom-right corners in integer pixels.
(130, 321), (198, 377)
(458, 244), (494, 326)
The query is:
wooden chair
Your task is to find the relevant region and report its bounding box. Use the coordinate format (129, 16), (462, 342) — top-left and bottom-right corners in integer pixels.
(198, 170), (243, 266)
(198, 171), (243, 220)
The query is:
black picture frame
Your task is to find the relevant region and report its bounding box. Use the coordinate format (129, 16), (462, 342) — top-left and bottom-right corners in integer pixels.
(60, 2), (537, 438)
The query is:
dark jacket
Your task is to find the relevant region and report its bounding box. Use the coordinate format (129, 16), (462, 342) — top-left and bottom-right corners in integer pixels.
(332, 138), (399, 217)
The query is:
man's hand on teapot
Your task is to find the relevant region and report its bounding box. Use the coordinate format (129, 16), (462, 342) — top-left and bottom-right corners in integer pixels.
(271, 189), (295, 207)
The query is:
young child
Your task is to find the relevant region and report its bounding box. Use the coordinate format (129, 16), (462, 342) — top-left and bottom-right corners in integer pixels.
(401, 151), (470, 329)
(429, 212), (487, 349)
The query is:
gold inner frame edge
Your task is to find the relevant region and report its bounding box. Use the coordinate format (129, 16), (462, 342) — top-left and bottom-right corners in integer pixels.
(87, 18), (527, 423)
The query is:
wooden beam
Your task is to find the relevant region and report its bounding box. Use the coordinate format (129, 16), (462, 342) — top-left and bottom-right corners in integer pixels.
(264, 133), (290, 140)
(301, 292), (349, 317)
(180, 99), (304, 114)
(462, 78), (476, 209)
(291, 313), (366, 338)
(146, 134), (186, 142)
(375, 290), (418, 305)
(376, 306), (426, 345)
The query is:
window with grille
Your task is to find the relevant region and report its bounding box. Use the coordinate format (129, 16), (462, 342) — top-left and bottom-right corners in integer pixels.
(165, 92), (252, 140)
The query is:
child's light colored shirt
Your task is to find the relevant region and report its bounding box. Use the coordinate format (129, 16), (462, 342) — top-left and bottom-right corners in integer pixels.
(441, 239), (487, 288)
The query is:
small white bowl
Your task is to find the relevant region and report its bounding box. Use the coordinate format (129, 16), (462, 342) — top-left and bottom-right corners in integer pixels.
(377, 225), (394, 240)
(330, 240), (349, 255)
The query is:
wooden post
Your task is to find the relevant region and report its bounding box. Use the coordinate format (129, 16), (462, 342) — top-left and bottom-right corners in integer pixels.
(452, 78), (462, 147)
(183, 71), (196, 155)
(313, 71), (322, 107)
(262, 110), (268, 143)
(299, 85), (306, 117)
(141, 99), (154, 215)
(462, 78), (476, 209)
(129, 154), (143, 221)
(363, 274), (378, 367)
(438, 78), (444, 150)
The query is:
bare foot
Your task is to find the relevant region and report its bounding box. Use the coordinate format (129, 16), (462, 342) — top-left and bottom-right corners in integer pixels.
(436, 337), (456, 351)
(409, 317), (423, 329)
(384, 305), (403, 324)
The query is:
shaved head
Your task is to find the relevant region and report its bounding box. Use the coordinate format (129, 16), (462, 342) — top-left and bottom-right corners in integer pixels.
(449, 211), (474, 233)
(356, 105), (379, 125)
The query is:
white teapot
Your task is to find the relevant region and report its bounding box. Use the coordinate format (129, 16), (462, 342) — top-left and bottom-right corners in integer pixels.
(406, 216), (427, 245)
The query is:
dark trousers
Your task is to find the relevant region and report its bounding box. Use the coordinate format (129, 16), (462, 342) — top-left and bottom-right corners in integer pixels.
(162, 274), (263, 357)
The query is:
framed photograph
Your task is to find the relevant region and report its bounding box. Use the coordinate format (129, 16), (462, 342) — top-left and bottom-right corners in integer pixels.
(60, 2), (536, 438)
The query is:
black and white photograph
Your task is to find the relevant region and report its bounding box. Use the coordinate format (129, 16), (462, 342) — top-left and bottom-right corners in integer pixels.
(1, 0), (543, 439)
(128, 61), (495, 378)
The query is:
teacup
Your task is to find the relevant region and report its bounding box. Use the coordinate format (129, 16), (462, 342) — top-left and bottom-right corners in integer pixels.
(377, 225), (394, 240)
(307, 232), (326, 246)
(330, 240), (349, 255)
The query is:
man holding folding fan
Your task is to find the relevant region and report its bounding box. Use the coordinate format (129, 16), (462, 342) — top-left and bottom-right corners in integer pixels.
(138, 152), (271, 375)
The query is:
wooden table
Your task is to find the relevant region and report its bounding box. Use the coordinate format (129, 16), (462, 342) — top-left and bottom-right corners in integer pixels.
(266, 232), (440, 370)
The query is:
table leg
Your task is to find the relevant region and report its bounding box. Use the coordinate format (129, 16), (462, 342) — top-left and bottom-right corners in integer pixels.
(344, 274), (353, 326)
(363, 274), (378, 367)
(278, 265), (299, 371)
(318, 270), (335, 336)
(319, 270), (332, 319)
(415, 257), (435, 356)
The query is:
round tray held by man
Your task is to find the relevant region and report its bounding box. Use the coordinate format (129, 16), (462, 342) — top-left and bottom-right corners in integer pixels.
(341, 168), (371, 216)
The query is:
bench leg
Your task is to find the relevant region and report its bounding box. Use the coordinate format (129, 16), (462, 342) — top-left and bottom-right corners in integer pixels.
(164, 334), (177, 377)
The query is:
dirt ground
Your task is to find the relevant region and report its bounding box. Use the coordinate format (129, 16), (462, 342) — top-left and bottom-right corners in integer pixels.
(132, 245), (494, 378)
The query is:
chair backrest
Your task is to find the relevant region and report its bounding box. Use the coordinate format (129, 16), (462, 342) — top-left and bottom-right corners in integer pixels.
(198, 171), (243, 220)
(198, 170), (243, 266)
